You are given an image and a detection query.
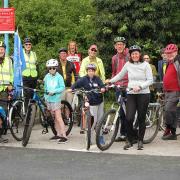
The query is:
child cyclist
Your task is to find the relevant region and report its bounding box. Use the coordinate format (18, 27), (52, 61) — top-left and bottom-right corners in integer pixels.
(44, 59), (68, 143)
(71, 64), (105, 136)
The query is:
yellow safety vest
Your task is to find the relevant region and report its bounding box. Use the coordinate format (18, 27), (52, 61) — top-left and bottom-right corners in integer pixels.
(22, 50), (37, 77)
(0, 56), (13, 92)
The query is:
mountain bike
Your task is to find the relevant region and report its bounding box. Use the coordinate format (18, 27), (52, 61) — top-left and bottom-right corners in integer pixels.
(96, 85), (161, 151)
(0, 90), (25, 141)
(72, 88), (100, 150)
(20, 86), (73, 147)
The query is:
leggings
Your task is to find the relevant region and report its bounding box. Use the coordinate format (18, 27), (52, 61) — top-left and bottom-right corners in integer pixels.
(126, 94), (150, 142)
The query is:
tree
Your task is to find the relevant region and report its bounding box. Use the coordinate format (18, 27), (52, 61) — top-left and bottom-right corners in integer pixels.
(10, 0), (96, 78)
(92, 0), (180, 76)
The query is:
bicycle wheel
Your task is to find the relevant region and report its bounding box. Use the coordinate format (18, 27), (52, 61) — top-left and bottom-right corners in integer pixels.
(22, 103), (37, 147)
(39, 109), (57, 135)
(85, 111), (91, 150)
(96, 109), (119, 151)
(61, 100), (73, 136)
(9, 100), (25, 141)
(143, 104), (160, 144)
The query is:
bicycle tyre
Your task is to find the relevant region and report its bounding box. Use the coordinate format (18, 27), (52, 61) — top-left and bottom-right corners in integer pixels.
(61, 100), (73, 136)
(22, 104), (37, 147)
(9, 100), (25, 141)
(96, 109), (119, 151)
(86, 111), (91, 150)
(143, 105), (160, 144)
(39, 109), (57, 135)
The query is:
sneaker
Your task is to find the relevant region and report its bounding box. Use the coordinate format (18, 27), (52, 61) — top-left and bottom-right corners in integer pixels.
(162, 133), (177, 140)
(137, 141), (143, 150)
(115, 135), (126, 142)
(123, 140), (133, 150)
(58, 137), (68, 144)
(49, 135), (61, 141)
(99, 136), (105, 145)
(162, 128), (171, 137)
(80, 130), (85, 134)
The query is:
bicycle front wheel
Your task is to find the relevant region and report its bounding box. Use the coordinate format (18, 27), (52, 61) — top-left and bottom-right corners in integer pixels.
(85, 111), (91, 150)
(96, 109), (119, 151)
(22, 103), (37, 147)
(143, 104), (160, 144)
(9, 100), (26, 141)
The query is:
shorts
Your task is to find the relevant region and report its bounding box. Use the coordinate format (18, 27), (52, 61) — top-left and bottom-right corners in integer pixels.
(46, 101), (61, 111)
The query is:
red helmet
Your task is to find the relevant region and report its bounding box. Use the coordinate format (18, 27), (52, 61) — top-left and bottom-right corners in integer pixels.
(165, 44), (178, 54)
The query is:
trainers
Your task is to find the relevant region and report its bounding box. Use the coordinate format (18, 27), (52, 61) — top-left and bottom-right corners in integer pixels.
(58, 137), (68, 144)
(99, 136), (105, 145)
(80, 130), (85, 134)
(137, 141), (143, 150)
(162, 133), (177, 140)
(49, 135), (61, 141)
(123, 140), (133, 150)
(115, 135), (126, 142)
(162, 128), (171, 137)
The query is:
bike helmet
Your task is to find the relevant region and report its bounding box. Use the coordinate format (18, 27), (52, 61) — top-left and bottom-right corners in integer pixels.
(24, 37), (31, 44)
(129, 45), (141, 54)
(46, 59), (59, 67)
(165, 44), (178, 54)
(0, 41), (6, 49)
(114, 37), (126, 44)
(86, 64), (97, 71)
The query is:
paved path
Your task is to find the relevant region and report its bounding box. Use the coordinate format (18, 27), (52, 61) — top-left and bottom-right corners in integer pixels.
(1, 125), (180, 157)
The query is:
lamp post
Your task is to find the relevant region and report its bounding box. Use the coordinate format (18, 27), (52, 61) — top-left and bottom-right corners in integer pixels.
(4, 0), (9, 55)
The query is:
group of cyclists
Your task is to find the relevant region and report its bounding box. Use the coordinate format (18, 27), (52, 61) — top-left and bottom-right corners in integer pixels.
(0, 36), (179, 150)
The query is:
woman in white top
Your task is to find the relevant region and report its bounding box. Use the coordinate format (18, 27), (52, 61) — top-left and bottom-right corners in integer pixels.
(107, 45), (153, 150)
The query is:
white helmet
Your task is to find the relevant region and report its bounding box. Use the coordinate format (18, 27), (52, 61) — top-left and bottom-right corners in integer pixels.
(46, 59), (59, 67)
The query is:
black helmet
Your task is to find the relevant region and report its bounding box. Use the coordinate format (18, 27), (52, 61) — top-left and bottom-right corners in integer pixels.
(86, 64), (97, 71)
(129, 45), (141, 54)
(0, 41), (6, 49)
(24, 37), (31, 44)
(114, 37), (126, 44)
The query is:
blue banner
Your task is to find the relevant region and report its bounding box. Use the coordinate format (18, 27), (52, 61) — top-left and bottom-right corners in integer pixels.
(13, 31), (26, 97)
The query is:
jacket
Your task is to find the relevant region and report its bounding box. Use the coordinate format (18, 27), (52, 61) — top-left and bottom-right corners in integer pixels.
(79, 56), (105, 82)
(71, 75), (105, 106)
(44, 72), (65, 103)
(57, 60), (77, 87)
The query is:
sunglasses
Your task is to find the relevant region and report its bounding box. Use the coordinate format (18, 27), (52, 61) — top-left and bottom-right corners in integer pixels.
(90, 48), (97, 52)
(48, 67), (56, 70)
(25, 43), (32, 46)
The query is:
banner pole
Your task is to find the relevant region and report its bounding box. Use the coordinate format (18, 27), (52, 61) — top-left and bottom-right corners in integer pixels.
(4, 0), (9, 55)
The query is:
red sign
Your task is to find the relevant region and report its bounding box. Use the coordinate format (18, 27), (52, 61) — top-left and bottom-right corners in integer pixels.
(0, 8), (15, 33)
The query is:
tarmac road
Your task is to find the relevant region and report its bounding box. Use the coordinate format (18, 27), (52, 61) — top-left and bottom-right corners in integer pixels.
(0, 146), (180, 180)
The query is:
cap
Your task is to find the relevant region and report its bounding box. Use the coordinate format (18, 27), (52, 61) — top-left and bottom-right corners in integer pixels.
(58, 47), (68, 53)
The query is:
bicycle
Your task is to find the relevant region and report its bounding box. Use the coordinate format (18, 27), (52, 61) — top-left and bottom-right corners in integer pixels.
(96, 84), (161, 151)
(72, 88), (101, 150)
(20, 86), (73, 147)
(0, 90), (25, 141)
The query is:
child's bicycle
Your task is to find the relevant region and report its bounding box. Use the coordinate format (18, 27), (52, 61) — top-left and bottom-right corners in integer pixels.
(19, 86), (73, 147)
(96, 84), (161, 151)
(72, 88), (101, 150)
(0, 89), (25, 141)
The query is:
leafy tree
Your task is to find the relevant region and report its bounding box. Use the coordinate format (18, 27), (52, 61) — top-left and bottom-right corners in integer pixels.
(9, 0), (96, 78)
(92, 0), (180, 76)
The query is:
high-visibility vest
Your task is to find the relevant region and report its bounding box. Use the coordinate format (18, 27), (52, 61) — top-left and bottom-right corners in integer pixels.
(0, 56), (13, 92)
(22, 50), (37, 77)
